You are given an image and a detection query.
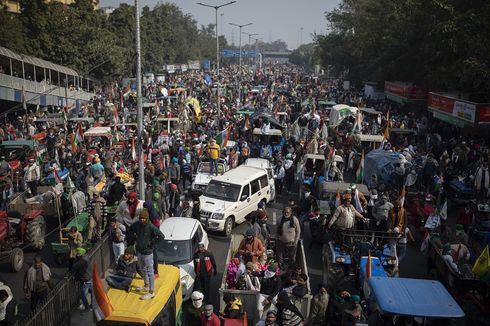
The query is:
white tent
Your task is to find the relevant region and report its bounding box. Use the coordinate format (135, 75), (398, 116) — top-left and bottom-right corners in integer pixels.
(329, 104), (358, 127)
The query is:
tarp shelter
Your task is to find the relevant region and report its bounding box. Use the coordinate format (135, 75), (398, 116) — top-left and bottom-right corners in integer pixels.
(84, 127), (111, 138)
(250, 108), (283, 130)
(369, 277), (465, 318)
(363, 149), (411, 187)
(329, 104), (358, 127)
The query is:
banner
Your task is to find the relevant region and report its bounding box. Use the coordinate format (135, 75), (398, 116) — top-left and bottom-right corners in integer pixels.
(385, 81), (427, 101)
(428, 92), (476, 124)
(478, 104), (490, 124)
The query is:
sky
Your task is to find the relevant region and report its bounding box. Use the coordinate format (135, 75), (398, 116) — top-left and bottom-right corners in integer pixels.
(99, 0), (341, 50)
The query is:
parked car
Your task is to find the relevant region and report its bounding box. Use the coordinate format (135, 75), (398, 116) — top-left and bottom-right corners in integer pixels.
(157, 217), (209, 302)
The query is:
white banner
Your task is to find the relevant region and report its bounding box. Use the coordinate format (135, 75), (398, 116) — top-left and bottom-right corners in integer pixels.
(453, 100), (476, 123)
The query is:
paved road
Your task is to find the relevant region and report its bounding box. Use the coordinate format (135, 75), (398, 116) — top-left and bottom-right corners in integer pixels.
(6, 189), (437, 325)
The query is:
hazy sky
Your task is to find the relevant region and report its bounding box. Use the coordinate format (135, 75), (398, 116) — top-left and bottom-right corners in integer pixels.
(99, 0), (341, 50)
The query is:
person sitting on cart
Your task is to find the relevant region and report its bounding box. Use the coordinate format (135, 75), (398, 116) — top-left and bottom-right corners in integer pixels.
(221, 293), (243, 319)
(327, 193), (364, 249)
(281, 265), (304, 288)
(258, 264), (282, 319)
(238, 228), (265, 265)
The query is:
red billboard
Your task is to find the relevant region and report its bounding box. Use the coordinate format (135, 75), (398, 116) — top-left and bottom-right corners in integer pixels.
(385, 82), (427, 101)
(478, 105), (490, 124)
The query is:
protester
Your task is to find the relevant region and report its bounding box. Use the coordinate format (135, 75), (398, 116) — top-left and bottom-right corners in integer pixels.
(276, 291), (304, 326)
(255, 310), (279, 326)
(307, 284), (329, 326)
(276, 207), (301, 270)
(67, 226), (83, 270)
(207, 139), (221, 176)
(183, 291), (204, 326)
(128, 208), (165, 300)
(72, 248), (92, 311)
(0, 283), (17, 326)
(201, 304), (220, 326)
(24, 255), (52, 311)
(238, 228), (265, 265)
(193, 242), (217, 303)
(106, 247), (142, 292)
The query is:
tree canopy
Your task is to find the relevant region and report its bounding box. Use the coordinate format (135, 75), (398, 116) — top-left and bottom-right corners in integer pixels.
(315, 0), (490, 102)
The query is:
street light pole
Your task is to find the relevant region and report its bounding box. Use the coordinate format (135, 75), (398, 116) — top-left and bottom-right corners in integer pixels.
(135, 0), (145, 200)
(197, 1), (236, 120)
(229, 22), (252, 106)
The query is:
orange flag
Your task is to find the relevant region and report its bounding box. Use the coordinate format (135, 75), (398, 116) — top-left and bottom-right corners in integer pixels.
(92, 263), (113, 321)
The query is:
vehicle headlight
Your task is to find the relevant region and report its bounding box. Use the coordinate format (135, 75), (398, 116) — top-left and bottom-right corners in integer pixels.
(212, 212), (225, 220)
(181, 274), (192, 289)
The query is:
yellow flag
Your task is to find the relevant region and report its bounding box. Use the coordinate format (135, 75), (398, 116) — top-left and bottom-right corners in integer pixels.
(472, 245), (490, 276)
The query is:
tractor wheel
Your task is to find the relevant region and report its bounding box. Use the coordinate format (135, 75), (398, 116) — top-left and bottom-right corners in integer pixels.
(26, 216), (46, 251)
(10, 248), (24, 272)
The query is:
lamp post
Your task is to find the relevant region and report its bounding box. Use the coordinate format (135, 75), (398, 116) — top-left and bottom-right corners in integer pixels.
(242, 32), (258, 66)
(229, 22), (252, 106)
(197, 1), (236, 120)
(251, 37), (262, 70)
(135, 0), (145, 199)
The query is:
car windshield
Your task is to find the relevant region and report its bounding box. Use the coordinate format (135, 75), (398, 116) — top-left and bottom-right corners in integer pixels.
(203, 180), (241, 201)
(156, 239), (193, 264)
(198, 162), (225, 174)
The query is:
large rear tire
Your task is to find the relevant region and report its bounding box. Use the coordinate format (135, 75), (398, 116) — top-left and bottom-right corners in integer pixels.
(26, 216), (46, 251)
(10, 247), (24, 272)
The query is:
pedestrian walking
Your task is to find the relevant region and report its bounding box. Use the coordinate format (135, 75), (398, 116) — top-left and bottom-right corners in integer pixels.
(193, 242), (217, 303)
(72, 248), (92, 311)
(128, 209), (165, 300)
(24, 255), (52, 311)
(276, 207), (301, 271)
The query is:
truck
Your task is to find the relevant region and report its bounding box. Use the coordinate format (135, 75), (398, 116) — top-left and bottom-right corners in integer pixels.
(219, 234), (312, 324)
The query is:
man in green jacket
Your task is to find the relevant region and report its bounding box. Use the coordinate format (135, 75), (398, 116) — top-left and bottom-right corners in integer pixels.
(128, 209), (165, 300)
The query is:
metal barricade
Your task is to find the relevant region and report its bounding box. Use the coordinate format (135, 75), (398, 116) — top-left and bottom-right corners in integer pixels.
(19, 234), (112, 326)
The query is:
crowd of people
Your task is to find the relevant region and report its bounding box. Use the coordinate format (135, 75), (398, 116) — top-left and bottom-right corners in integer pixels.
(0, 62), (489, 326)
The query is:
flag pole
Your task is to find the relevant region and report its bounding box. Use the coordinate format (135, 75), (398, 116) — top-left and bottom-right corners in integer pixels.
(135, 0), (145, 200)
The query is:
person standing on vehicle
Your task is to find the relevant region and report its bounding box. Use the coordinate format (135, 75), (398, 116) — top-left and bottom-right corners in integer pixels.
(276, 207), (301, 271)
(193, 242), (217, 303)
(388, 199), (406, 234)
(207, 139), (221, 175)
(24, 158), (40, 196)
(106, 247), (142, 292)
(72, 248), (92, 311)
(328, 194), (364, 247)
(128, 209), (165, 300)
(372, 195), (393, 231)
(24, 255), (52, 311)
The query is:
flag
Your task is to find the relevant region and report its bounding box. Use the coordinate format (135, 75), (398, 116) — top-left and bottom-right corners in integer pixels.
(215, 126), (231, 147)
(244, 114), (251, 131)
(131, 138), (136, 161)
(53, 166), (62, 184)
(92, 263), (113, 321)
(356, 150), (364, 183)
(366, 250), (372, 279)
(335, 189), (341, 208)
(400, 186), (406, 208)
(472, 245), (490, 276)
(72, 123), (84, 153)
(159, 154), (165, 171)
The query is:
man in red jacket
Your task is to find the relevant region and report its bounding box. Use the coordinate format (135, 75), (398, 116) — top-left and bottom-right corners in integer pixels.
(193, 243), (217, 303)
(200, 304), (220, 326)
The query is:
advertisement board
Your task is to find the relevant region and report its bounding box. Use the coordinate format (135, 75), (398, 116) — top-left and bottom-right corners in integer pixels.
(428, 92), (476, 124)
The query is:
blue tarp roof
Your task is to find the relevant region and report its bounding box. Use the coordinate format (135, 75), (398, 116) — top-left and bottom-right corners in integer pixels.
(369, 277), (465, 318)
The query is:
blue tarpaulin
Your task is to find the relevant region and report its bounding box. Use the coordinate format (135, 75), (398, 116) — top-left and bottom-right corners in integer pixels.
(369, 277), (465, 318)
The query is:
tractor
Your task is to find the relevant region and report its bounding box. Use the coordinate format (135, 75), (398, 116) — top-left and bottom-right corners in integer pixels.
(0, 209), (46, 272)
